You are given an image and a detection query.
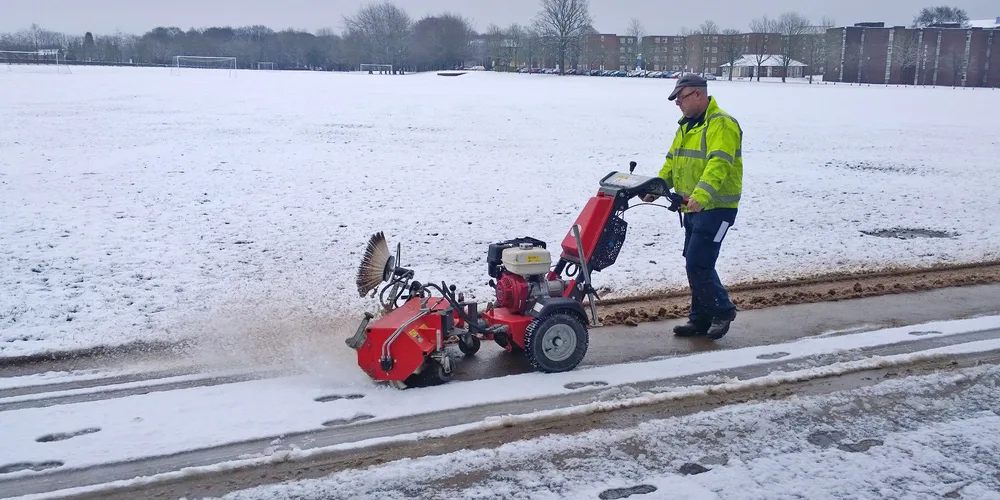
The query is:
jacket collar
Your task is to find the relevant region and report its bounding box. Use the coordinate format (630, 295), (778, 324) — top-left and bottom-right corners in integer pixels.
(677, 96), (718, 130)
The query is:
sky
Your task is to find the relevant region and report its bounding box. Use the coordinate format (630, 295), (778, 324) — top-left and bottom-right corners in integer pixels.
(1, 0), (997, 37)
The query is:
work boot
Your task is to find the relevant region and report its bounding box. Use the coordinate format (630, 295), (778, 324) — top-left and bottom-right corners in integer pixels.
(673, 320), (709, 337)
(705, 311), (736, 340)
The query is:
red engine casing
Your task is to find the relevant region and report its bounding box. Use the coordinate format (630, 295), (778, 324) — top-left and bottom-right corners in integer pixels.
(495, 273), (530, 313)
(352, 297), (460, 382)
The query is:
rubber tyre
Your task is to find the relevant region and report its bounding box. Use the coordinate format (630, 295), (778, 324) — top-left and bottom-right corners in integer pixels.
(458, 335), (481, 356)
(524, 312), (589, 373)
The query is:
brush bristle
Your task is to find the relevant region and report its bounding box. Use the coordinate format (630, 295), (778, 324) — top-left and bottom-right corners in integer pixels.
(356, 231), (392, 297)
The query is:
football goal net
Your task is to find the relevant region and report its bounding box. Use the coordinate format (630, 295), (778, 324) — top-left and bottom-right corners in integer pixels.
(257, 61), (276, 70)
(171, 56), (237, 76)
(0, 49), (71, 73)
(360, 63), (393, 74)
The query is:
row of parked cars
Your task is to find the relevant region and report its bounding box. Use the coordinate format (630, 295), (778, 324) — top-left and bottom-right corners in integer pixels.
(512, 67), (717, 79)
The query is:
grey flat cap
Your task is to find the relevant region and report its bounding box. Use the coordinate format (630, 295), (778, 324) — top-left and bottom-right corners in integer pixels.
(668, 73), (708, 100)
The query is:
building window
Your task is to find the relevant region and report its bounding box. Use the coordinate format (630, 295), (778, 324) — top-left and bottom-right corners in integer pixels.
(712, 46), (718, 53)
(711, 56), (717, 63)
(713, 36), (719, 42)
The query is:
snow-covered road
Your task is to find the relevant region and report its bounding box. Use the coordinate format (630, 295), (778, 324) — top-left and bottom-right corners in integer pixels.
(219, 356), (1000, 500)
(3, 313), (1000, 499)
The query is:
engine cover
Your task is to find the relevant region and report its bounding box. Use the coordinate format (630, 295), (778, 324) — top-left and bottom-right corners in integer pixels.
(495, 273), (530, 312)
(501, 245), (551, 276)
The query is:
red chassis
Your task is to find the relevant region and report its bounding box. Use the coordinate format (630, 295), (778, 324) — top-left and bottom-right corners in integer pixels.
(346, 166), (683, 388)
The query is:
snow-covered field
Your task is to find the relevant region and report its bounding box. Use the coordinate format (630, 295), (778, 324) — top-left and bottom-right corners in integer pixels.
(2, 65), (1000, 358)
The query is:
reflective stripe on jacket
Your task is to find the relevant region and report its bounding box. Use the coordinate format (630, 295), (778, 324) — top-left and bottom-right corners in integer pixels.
(658, 97), (743, 212)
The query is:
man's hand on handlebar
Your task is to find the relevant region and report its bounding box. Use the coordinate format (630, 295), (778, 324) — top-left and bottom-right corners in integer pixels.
(641, 194), (659, 203)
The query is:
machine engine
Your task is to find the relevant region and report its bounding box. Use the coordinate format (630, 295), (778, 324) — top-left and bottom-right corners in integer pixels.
(488, 238), (567, 314)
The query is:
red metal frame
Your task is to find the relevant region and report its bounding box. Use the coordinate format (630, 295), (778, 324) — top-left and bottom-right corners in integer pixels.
(559, 192), (614, 263)
(354, 297), (456, 382)
(481, 305), (534, 351)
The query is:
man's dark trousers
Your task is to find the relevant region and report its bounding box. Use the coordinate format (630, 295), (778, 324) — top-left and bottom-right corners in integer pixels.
(682, 208), (738, 325)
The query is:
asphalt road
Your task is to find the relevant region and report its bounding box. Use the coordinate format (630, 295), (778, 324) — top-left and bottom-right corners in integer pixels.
(1, 283), (998, 499)
(451, 283), (1000, 381)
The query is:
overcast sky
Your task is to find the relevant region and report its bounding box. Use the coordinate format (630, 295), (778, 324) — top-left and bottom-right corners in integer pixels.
(2, 0), (997, 36)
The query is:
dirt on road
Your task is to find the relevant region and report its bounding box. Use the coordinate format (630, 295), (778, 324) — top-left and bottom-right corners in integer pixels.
(596, 260), (1000, 326)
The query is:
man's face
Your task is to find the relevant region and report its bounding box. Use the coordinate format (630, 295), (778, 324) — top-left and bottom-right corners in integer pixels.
(674, 88), (704, 118)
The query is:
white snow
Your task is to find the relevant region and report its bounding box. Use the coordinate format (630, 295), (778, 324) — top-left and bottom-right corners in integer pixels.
(212, 362), (1000, 500)
(3, 65), (1000, 359)
(1, 314), (999, 481)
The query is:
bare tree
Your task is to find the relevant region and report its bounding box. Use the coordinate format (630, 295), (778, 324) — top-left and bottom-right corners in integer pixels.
(720, 28), (742, 80)
(892, 28), (922, 84)
(625, 18), (646, 67)
(944, 44), (970, 86)
(626, 18), (646, 39)
(776, 12), (810, 82)
(533, 0), (593, 74)
(699, 21), (719, 35)
(748, 15), (778, 81)
(410, 14), (474, 71)
(342, 1), (412, 72)
(912, 6), (970, 28)
(484, 23), (506, 69)
(505, 23), (526, 68)
(801, 17), (834, 83)
(519, 26), (544, 69)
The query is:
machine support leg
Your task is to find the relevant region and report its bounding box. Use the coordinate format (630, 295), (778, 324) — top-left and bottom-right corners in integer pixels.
(571, 224), (602, 327)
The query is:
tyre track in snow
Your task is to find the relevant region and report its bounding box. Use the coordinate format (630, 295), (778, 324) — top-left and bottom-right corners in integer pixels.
(0, 368), (280, 413)
(3, 327), (1000, 500)
(0, 367), (202, 399)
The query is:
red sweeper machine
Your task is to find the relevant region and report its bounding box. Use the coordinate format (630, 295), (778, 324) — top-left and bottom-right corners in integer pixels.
(345, 163), (685, 388)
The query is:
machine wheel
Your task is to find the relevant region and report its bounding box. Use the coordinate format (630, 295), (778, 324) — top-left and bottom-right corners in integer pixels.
(524, 312), (589, 373)
(426, 357), (452, 385)
(458, 335), (481, 356)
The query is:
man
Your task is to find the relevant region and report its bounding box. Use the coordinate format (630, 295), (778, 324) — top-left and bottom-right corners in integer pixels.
(642, 73), (743, 340)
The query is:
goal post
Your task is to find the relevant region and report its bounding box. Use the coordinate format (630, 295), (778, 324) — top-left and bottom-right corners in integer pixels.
(257, 61), (276, 70)
(0, 49), (70, 74)
(360, 63), (393, 74)
(171, 55), (237, 76)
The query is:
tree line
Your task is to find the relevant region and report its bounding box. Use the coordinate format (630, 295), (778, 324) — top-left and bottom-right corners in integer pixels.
(0, 1), (974, 76)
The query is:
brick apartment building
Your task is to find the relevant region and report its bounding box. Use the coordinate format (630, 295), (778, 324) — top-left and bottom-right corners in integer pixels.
(824, 20), (1000, 87)
(577, 33), (637, 71)
(641, 35), (687, 72)
(640, 32), (796, 76)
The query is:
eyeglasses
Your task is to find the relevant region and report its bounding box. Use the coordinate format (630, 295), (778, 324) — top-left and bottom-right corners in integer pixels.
(675, 89), (699, 103)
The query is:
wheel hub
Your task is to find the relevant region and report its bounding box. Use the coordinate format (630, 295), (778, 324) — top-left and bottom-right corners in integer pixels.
(542, 324), (577, 362)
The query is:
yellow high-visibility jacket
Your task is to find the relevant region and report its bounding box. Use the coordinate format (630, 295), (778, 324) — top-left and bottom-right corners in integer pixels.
(658, 97), (743, 212)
